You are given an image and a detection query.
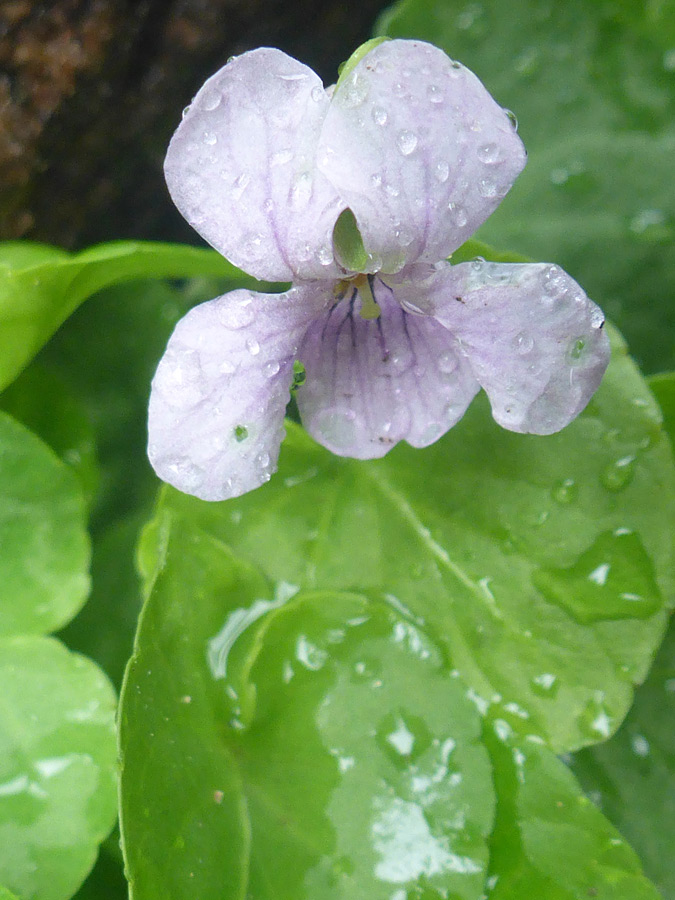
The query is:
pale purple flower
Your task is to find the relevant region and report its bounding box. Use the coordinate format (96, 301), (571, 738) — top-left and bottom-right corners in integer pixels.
(148, 39), (610, 501)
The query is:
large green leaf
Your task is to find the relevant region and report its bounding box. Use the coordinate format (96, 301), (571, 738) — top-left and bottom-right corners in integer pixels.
(0, 637), (117, 900)
(152, 328), (675, 753)
(0, 240), (240, 393)
(484, 733), (661, 899)
(121, 517), (495, 900)
(0, 363), (99, 505)
(0, 411), (90, 637)
(569, 370), (675, 898)
(377, 0), (675, 373)
(122, 513), (661, 899)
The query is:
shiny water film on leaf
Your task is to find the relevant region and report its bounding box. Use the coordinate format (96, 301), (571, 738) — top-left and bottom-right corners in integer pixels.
(120, 516), (495, 900)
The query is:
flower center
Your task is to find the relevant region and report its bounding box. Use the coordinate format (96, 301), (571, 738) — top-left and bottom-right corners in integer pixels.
(334, 273), (381, 320)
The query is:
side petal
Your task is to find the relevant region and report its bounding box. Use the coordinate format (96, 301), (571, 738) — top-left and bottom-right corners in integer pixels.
(317, 40), (526, 273)
(165, 48), (346, 282)
(411, 261), (610, 434)
(295, 278), (480, 458)
(148, 286), (328, 500)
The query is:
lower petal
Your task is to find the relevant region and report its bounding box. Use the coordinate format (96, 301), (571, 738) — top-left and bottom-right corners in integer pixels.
(295, 278), (480, 458)
(148, 285), (327, 500)
(410, 261), (610, 434)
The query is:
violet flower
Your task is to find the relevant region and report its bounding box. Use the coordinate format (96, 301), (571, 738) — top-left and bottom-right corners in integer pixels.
(148, 39), (609, 501)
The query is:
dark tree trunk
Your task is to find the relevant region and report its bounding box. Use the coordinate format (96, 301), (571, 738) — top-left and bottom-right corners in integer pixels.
(0, 0), (389, 247)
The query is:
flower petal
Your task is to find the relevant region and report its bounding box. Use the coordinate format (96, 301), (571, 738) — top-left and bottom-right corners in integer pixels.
(295, 277), (480, 458)
(407, 261), (610, 434)
(317, 40), (526, 273)
(165, 48), (346, 282)
(148, 286), (327, 500)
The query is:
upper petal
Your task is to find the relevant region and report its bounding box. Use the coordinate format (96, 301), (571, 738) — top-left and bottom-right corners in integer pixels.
(317, 40), (526, 273)
(148, 285), (328, 500)
(295, 276), (480, 458)
(407, 261), (610, 434)
(165, 48), (346, 282)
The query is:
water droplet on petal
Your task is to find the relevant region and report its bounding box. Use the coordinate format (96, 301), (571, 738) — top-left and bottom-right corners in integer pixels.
(385, 183), (400, 197)
(311, 85), (324, 102)
(542, 265), (567, 298)
(397, 130), (418, 156)
(314, 407), (358, 452)
(217, 299), (256, 330)
(203, 132), (217, 146)
(182, 105), (191, 119)
(437, 352), (459, 375)
(513, 331), (534, 355)
(372, 106), (388, 125)
(478, 142), (502, 164)
(231, 173), (250, 200)
(246, 337), (260, 356)
(233, 425), (248, 442)
(478, 176), (498, 198)
(590, 308), (605, 329)
(504, 108), (519, 130)
(394, 226), (414, 247)
(271, 149), (293, 167)
(341, 72), (368, 108)
(370, 173), (383, 188)
(290, 172), (312, 210)
(199, 89), (221, 111)
(427, 84), (443, 103)
(448, 203), (468, 227)
(317, 245), (334, 266)
(569, 337), (586, 360)
(279, 71), (307, 82)
(264, 360), (280, 378)
(435, 161), (450, 183)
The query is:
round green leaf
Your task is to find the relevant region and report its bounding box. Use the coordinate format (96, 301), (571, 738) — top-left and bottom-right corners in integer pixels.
(158, 328), (675, 753)
(0, 411), (90, 637)
(120, 518), (495, 900)
(0, 636), (118, 900)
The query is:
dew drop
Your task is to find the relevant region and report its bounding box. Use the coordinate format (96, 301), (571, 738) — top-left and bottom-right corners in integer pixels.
(504, 108), (519, 130)
(542, 264), (567, 298)
(246, 337), (261, 356)
(478, 142), (501, 164)
(601, 455), (636, 492)
(217, 299), (256, 330)
(395, 226), (414, 247)
(257, 451), (271, 470)
(290, 172), (312, 210)
(271, 149), (293, 167)
(375, 712), (432, 768)
(279, 71), (307, 82)
(551, 477), (577, 505)
(264, 360), (280, 378)
(530, 673), (559, 697)
(478, 176), (498, 198)
(435, 161), (450, 183)
(590, 308), (605, 329)
(385, 183), (400, 197)
(314, 407), (358, 452)
(427, 84), (444, 103)
(397, 130), (418, 156)
(231, 173), (250, 200)
(631, 734), (650, 757)
(317, 245), (334, 266)
(437, 352), (459, 375)
(448, 202), (468, 227)
(341, 73), (368, 108)
(372, 106), (388, 125)
(203, 132), (217, 146)
(370, 173), (383, 188)
(569, 337), (586, 360)
(199, 89), (221, 111)
(233, 425), (248, 442)
(311, 85), (324, 102)
(513, 331), (534, 355)
(182, 105), (191, 119)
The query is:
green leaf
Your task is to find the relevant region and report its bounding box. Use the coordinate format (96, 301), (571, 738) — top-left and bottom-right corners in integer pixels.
(0, 411), (90, 637)
(484, 732), (661, 899)
(0, 636), (117, 900)
(0, 363), (99, 505)
(377, 0), (675, 373)
(0, 240), (241, 392)
(120, 516), (495, 900)
(568, 370), (675, 898)
(154, 328), (675, 753)
(332, 210), (369, 272)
